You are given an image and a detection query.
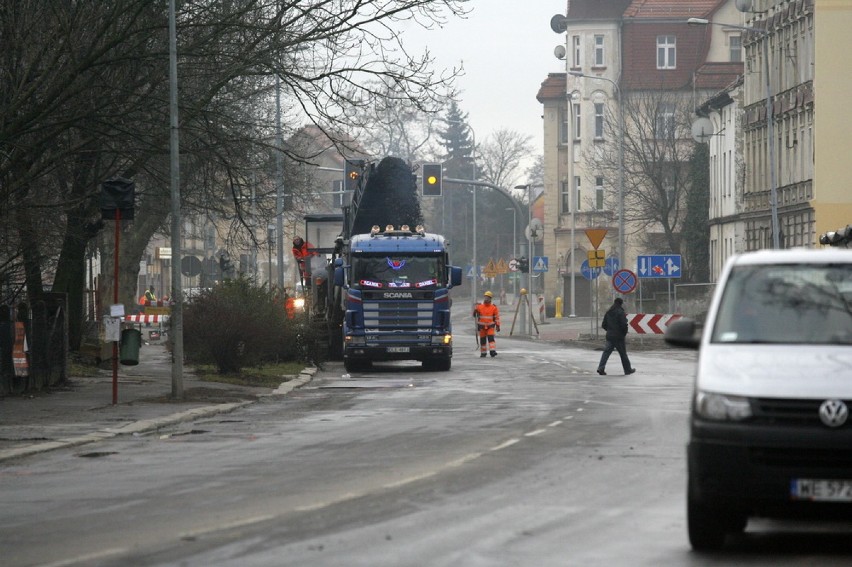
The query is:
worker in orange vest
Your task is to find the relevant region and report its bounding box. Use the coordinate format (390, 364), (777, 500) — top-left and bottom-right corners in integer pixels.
(284, 289), (296, 320)
(292, 236), (317, 288)
(473, 290), (501, 358)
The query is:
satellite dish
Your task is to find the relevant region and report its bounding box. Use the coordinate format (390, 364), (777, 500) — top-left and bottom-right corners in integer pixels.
(554, 45), (566, 60)
(735, 0), (753, 12)
(550, 14), (567, 34)
(526, 218), (545, 242)
(691, 117), (715, 144)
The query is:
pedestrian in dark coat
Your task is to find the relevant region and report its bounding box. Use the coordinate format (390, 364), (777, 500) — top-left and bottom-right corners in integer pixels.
(597, 297), (636, 376)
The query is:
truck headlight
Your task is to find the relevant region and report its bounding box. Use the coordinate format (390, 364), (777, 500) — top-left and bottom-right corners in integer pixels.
(695, 391), (752, 421)
(293, 298), (305, 310)
(431, 334), (451, 345)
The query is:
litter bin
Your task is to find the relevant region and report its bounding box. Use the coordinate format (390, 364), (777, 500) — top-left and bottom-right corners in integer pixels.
(120, 328), (142, 366)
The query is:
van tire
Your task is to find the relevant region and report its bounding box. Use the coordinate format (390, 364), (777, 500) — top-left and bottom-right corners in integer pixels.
(687, 487), (728, 551)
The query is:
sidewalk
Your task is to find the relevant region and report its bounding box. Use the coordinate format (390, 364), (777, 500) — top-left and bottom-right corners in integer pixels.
(0, 341), (316, 463)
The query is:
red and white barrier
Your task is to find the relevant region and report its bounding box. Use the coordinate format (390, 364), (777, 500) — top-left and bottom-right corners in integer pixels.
(627, 313), (682, 334)
(125, 314), (169, 324)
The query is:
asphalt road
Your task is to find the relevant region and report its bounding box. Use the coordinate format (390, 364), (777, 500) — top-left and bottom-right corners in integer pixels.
(2, 336), (852, 566)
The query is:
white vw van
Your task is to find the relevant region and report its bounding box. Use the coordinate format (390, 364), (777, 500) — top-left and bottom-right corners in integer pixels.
(666, 248), (852, 551)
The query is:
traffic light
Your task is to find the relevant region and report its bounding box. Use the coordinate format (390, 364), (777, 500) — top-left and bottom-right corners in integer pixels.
(219, 252), (233, 279)
(421, 163), (443, 196)
(344, 159), (365, 193)
(819, 224), (852, 247)
(518, 256), (529, 273)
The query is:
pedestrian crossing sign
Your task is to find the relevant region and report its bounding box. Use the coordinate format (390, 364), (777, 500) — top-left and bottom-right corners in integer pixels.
(532, 256), (549, 272)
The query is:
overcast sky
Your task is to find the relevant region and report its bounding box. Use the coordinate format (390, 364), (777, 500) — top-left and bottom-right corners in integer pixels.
(400, 1), (567, 162)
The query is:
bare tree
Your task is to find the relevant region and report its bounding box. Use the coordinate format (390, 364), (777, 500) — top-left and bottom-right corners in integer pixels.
(0, 0), (468, 349)
(476, 128), (534, 190)
(591, 89), (698, 261)
(352, 82), (449, 163)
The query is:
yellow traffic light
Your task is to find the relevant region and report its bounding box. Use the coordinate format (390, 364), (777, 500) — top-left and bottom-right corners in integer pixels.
(422, 163), (443, 196)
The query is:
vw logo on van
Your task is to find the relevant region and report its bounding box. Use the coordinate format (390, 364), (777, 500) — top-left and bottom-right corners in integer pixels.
(819, 399), (849, 428)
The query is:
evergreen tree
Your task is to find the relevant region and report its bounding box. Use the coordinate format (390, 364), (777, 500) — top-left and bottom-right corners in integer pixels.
(684, 143), (710, 282)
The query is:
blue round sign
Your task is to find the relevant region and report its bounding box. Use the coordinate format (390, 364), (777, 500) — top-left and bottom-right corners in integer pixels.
(612, 269), (637, 294)
(603, 256), (620, 276)
(580, 260), (602, 280)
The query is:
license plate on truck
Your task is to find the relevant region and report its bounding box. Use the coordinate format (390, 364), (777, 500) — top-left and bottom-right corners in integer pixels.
(387, 346), (409, 353)
(791, 479), (852, 501)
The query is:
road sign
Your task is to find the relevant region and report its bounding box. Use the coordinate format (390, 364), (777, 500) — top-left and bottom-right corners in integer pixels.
(584, 228), (608, 249)
(181, 255), (202, 277)
(532, 256), (549, 272)
(637, 254), (682, 279)
(508, 258), (519, 272)
(603, 256), (620, 276)
(587, 249), (605, 268)
(580, 260), (601, 280)
(612, 269), (637, 294)
(526, 218), (544, 241)
(496, 258), (509, 275)
(466, 265), (481, 278)
(628, 313), (683, 334)
(483, 259), (498, 278)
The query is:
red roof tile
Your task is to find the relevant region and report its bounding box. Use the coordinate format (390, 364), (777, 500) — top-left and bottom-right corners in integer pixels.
(536, 73), (567, 103)
(567, 0), (633, 20)
(694, 62), (744, 89)
(624, 0), (723, 19)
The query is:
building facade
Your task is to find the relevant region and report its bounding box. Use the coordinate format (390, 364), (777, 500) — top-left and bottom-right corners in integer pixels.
(539, 0), (739, 315)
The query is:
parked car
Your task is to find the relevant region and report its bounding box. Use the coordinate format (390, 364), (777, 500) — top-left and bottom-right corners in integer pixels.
(666, 248), (852, 551)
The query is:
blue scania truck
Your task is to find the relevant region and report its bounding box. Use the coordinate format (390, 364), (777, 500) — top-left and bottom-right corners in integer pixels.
(305, 157), (462, 372)
(333, 224), (462, 372)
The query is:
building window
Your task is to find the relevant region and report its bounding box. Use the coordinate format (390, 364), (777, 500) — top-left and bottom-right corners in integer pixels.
(560, 104), (569, 144)
(657, 35), (676, 69)
(729, 35), (742, 62)
(572, 35), (581, 67)
(574, 176), (582, 212)
(573, 102), (581, 140)
(561, 180), (571, 214)
(594, 103), (604, 139)
(595, 176), (605, 210)
(594, 35), (605, 66)
(331, 179), (345, 208)
(655, 103), (676, 139)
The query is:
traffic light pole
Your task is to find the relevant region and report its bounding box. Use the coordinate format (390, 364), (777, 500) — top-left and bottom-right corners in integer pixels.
(443, 178), (529, 332)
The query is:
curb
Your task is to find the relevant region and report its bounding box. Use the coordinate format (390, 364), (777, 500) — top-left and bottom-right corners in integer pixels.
(0, 367), (318, 463)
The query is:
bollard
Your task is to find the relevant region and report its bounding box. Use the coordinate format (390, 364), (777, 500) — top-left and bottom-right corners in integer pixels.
(555, 296), (563, 318)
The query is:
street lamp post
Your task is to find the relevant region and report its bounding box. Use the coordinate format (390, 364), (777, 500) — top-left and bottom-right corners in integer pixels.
(515, 184), (535, 335)
(505, 207), (517, 298)
(568, 71), (625, 267)
(688, 17), (779, 249)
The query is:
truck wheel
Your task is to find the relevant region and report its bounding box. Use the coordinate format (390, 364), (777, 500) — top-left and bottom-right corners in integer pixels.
(344, 359), (371, 373)
(423, 358), (451, 371)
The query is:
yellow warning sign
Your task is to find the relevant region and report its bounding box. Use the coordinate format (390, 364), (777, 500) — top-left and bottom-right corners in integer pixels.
(483, 259), (498, 278)
(587, 249), (606, 268)
(495, 258), (509, 275)
(584, 228), (608, 250)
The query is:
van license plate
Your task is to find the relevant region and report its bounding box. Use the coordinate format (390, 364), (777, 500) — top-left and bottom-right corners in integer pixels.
(791, 479), (852, 501)
(387, 346), (409, 353)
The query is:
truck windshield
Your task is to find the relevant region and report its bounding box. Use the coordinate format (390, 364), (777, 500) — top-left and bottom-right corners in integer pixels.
(351, 255), (445, 289)
(711, 263), (852, 345)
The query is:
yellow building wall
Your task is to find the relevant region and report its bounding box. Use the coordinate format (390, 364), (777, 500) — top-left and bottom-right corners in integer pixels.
(814, 0), (852, 236)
